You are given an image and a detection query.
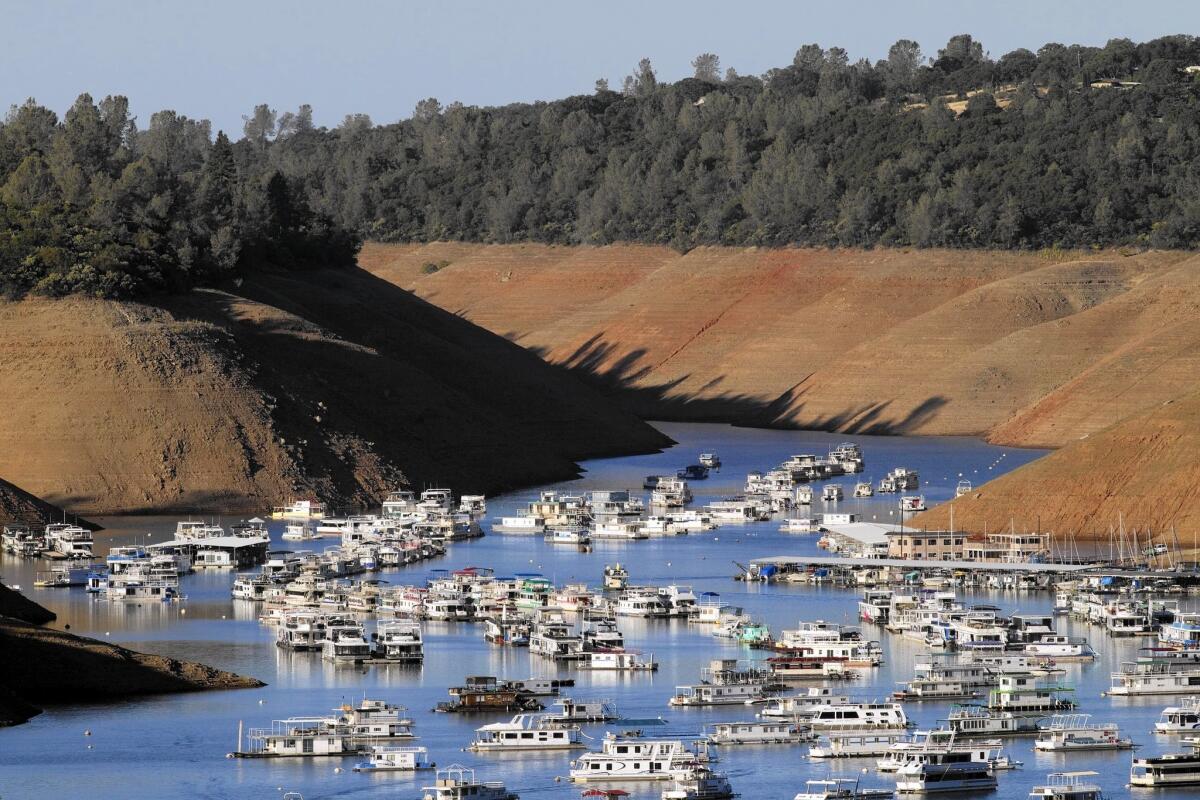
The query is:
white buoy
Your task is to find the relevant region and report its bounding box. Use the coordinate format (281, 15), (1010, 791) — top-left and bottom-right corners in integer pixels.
(334, 767), (343, 774)
(181, 609), (187, 615)
(84, 730), (91, 736)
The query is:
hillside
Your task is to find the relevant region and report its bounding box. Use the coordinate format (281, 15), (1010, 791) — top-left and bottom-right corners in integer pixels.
(0, 476), (96, 529)
(0, 266), (668, 515)
(0, 609), (263, 726)
(361, 243), (1200, 446)
(362, 242), (1200, 536)
(911, 389), (1200, 540)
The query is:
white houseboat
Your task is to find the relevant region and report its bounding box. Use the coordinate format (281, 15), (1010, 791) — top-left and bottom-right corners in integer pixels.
(808, 732), (907, 758)
(1156, 697), (1200, 733)
(373, 620), (424, 663)
(662, 767), (735, 800)
(1131, 742), (1200, 787)
(421, 765), (518, 800)
(704, 720), (807, 745)
(1033, 714), (1133, 751)
(805, 703), (910, 733)
(468, 714), (584, 751)
(794, 779), (894, 800)
(353, 746), (432, 772)
(1108, 661), (1200, 696)
(570, 737), (707, 782)
(1028, 771), (1104, 800)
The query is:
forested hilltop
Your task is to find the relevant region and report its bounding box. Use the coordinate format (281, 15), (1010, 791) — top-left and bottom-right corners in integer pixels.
(0, 97), (357, 298)
(5, 34), (1200, 298)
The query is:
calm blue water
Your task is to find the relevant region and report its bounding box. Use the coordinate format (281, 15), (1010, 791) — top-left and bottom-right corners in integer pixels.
(0, 423), (1185, 799)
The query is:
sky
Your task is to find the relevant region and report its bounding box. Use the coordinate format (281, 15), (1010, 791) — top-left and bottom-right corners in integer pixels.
(4, 0), (1200, 135)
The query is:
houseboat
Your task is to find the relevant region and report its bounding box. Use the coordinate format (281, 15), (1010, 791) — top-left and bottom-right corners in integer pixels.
(436, 676), (543, 713)
(569, 737), (707, 782)
(493, 514), (546, 534)
(793, 779), (894, 800)
(898, 496), (926, 513)
(468, 714), (584, 751)
(704, 720), (807, 745)
(758, 687), (851, 719)
(706, 500), (768, 522)
(603, 563), (630, 591)
(698, 453), (721, 468)
(678, 464), (709, 481)
(372, 620), (424, 663)
(955, 481), (973, 498)
(322, 618), (372, 664)
(1108, 661), (1200, 696)
(579, 651), (658, 671)
(421, 765), (518, 800)
(805, 703), (910, 733)
(1028, 771), (1105, 800)
(545, 697), (617, 724)
(1131, 743), (1200, 787)
(781, 517), (818, 533)
(987, 674), (1075, 712)
(234, 717), (357, 758)
(272, 499), (325, 520)
(808, 732), (907, 758)
(661, 767), (734, 800)
(853, 482), (874, 498)
(42, 523), (94, 559)
(894, 761), (995, 794)
(944, 705), (1041, 737)
(822, 485), (843, 502)
(1156, 697), (1200, 733)
(529, 614), (585, 661)
(652, 477), (693, 507)
(353, 745), (432, 772)
(1024, 636), (1095, 660)
(338, 698), (418, 743)
(1033, 714), (1134, 751)
(546, 526), (591, 546)
(616, 591), (671, 618)
(670, 682), (772, 707)
(876, 729), (1001, 773)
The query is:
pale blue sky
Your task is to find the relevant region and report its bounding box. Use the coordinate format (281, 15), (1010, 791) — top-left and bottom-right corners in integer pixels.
(4, 0), (1200, 135)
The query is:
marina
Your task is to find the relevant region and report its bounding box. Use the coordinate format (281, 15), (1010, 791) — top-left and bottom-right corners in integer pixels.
(0, 421), (1187, 800)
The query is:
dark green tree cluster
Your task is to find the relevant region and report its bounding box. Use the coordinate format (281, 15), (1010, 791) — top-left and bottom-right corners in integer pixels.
(0, 95), (357, 299)
(266, 33), (1200, 251)
(5, 33), (1200, 302)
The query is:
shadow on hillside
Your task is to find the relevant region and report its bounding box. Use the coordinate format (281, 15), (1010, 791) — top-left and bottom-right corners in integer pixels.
(527, 333), (948, 436)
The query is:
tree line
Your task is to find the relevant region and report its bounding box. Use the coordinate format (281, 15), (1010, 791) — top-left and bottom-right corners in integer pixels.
(0, 96), (356, 298)
(4, 34), (1200, 298)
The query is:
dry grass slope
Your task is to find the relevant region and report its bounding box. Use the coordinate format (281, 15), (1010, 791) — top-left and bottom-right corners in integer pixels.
(0, 265), (668, 514)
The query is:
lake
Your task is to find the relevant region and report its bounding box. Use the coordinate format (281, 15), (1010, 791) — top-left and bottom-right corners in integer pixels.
(1, 422), (1187, 799)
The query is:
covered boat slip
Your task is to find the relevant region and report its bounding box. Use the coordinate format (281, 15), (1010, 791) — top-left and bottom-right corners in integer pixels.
(746, 554), (1095, 577)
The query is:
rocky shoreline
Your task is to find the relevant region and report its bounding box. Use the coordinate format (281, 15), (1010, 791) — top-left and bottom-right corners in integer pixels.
(0, 584), (264, 727)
